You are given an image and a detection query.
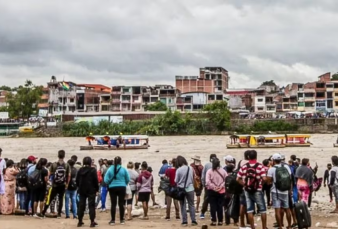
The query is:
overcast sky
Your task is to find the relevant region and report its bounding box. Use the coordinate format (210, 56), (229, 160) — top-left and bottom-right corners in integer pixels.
(0, 0), (337, 88)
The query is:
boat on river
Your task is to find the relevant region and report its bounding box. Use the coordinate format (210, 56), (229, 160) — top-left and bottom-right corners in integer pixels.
(80, 135), (149, 150)
(226, 134), (286, 149)
(285, 134), (312, 147)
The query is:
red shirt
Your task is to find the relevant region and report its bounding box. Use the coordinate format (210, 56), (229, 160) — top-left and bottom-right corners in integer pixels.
(237, 160), (266, 191)
(165, 167), (177, 187)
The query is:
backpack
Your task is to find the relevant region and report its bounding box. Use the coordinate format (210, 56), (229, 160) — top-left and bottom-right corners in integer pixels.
(28, 169), (44, 189)
(68, 167), (77, 190)
(17, 170), (29, 188)
(274, 164), (291, 192)
(244, 163), (260, 193)
(54, 162), (67, 185)
(225, 171), (243, 194)
(97, 170), (103, 184)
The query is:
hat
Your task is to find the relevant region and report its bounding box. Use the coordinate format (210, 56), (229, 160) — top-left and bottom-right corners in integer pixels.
(224, 155), (235, 162)
(271, 153), (282, 160)
(27, 155), (38, 162)
(191, 155), (201, 161)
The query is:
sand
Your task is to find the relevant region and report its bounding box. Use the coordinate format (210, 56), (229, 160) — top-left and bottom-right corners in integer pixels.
(0, 134), (338, 228)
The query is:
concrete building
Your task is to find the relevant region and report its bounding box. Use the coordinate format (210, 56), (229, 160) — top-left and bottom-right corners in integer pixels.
(177, 92), (208, 111)
(0, 90), (9, 107)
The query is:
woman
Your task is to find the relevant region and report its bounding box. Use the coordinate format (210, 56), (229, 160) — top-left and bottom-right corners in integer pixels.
(329, 156), (338, 213)
(136, 161), (153, 220)
(164, 158), (180, 220)
(76, 157), (99, 228)
(104, 156), (130, 225)
(16, 158), (28, 210)
(65, 159), (78, 219)
(0, 160), (19, 214)
(295, 158), (314, 205)
(134, 162), (141, 206)
(32, 158), (49, 217)
(175, 156), (198, 226)
(206, 158), (227, 226)
(126, 162), (139, 220)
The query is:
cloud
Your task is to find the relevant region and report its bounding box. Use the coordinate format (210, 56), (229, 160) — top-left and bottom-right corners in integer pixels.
(0, 0), (337, 88)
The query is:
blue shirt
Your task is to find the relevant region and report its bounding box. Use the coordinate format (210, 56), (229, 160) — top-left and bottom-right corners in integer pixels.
(104, 165), (130, 188)
(159, 163), (170, 177)
(28, 164), (36, 176)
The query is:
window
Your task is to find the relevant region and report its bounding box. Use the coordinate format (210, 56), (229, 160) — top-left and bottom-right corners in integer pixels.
(258, 99), (263, 102)
(298, 102), (304, 107)
(70, 98), (74, 103)
(335, 93), (338, 97)
(258, 107), (264, 110)
(335, 101), (338, 106)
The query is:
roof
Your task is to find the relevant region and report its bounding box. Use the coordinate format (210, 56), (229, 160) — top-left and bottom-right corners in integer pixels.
(76, 84), (110, 92)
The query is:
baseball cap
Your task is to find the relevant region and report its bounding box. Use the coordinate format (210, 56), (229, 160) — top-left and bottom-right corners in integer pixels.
(223, 155), (235, 162)
(27, 155), (38, 162)
(271, 153), (282, 160)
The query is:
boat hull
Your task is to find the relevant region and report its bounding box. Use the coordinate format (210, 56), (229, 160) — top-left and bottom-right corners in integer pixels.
(226, 144), (285, 149)
(285, 143), (312, 147)
(80, 145), (148, 150)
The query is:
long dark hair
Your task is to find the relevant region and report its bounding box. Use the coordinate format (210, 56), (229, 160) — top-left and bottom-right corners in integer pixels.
(36, 158), (48, 170)
(19, 158), (27, 170)
(176, 156), (188, 167)
(212, 158), (220, 171)
(114, 156), (122, 176)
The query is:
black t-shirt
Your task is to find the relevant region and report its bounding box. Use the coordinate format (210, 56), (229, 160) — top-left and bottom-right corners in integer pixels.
(37, 168), (48, 189)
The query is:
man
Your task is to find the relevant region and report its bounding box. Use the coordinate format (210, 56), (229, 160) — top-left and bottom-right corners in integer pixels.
(223, 155), (235, 171)
(237, 150), (267, 229)
(324, 163), (333, 202)
(25, 155), (38, 215)
(267, 153), (292, 229)
(159, 160), (170, 178)
(200, 153), (217, 219)
(96, 158), (108, 211)
(191, 155), (204, 213)
(71, 155), (82, 170)
(42, 150), (71, 218)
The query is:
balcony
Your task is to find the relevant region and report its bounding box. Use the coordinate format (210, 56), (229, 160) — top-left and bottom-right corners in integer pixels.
(111, 108), (121, 111)
(121, 100), (131, 103)
(101, 100), (110, 105)
(111, 99), (121, 104)
(111, 91), (121, 95)
(304, 97), (315, 101)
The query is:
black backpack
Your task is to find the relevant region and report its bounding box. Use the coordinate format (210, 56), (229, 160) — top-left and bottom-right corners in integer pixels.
(54, 162), (67, 185)
(28, 169), (44, 189)
(17, 170), (29, 188)
(225, 171), (243, 194)
(68, 167), (77, 190)
(244, 163), (260, 193)
(274, 164), (291, 192)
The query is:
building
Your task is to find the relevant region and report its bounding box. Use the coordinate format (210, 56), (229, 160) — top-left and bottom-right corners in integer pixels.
(37, 87), (49, 112)
(176, 92), (208, 111)
(0, 90), (9, 107)
(225, 89), (256, 110)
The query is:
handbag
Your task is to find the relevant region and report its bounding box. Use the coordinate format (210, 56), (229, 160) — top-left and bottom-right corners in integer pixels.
(125, 184), (132, 200)
(228, 194), (240, 219)
(170, 167), (190, 201)
(158, 177), (171, 194)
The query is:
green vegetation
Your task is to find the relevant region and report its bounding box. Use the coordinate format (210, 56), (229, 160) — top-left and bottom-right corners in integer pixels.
(203, 101), (231, 131)
(0, 85), (12, 91)
(233, 120), (299, 133)
(144, 101), (168, 111)
(6, 80), (43, 118)
(332, 73), (338, 80)
(261, 80), (276, 86)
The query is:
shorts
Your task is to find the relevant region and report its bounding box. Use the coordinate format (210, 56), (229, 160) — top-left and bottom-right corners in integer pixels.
(195, 187), (203, 197)
(240, 192), (246, 206)
(297, 184), (310, 203)
(332, 185), (338, 203)
(138, 192), (151, 203)
(244, 191), (266, 214)
(33, 188), (46, 202)
(271, 192), (289, 209)
(289, 192), (294, 209)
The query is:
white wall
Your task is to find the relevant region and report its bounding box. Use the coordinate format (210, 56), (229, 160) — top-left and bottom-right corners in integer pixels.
(180, 92), (207, 104)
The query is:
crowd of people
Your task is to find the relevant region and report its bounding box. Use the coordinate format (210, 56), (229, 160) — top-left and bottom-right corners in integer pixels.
(0, 147), (335, 229)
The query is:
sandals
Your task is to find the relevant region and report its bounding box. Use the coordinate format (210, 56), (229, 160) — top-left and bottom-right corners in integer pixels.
(141, 216), (149, 220)
(210, 222), (217, 226)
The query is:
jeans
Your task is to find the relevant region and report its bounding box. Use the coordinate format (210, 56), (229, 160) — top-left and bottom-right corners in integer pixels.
(244, 191), (266, 214)
(43, 185), (66, 215)
(18, 191), (27, 210)
(333, 185), (338, 203)
(25, 188), (32, 214)
(78, 193), (96, 223)
(100, 186), (108, 209)
(201, 187), (209, 214)
(208, 190), (225, 223)
(166, 195), (180, 218)
(109, 187), (126, 222)
(65, 190), (77, 217)
(271, 192), (289, 209)
(179, 191), (196, 223)
(96, 184), (102, 207)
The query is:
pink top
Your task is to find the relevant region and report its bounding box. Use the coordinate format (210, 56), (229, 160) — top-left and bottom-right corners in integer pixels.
(206, 168), (227, 194)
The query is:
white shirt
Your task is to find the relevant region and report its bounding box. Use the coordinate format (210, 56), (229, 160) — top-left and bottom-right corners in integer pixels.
(0, 158), (6, 175)
(267, 163), (292, 194)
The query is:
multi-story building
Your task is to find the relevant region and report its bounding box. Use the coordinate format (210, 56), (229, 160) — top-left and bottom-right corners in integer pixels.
(0, 90), (9, 107)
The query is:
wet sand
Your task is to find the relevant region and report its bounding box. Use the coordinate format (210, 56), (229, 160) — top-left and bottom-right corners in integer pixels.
(1, 134), (338, 228)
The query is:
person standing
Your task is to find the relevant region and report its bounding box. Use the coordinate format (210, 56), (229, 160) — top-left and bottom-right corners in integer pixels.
(0, 160), (19, 214)
(137, 162), (154, 220)
(267, 153), (292, 229)
(206, 158), (227, 226)
(164, 158), (180, 220)
(0, 148), (6, 196)
(104, 156), (130, 225)
(200, 153), (217, 219)
(175, 156), (198, 226)
(76, 157), (99, 228)
(42, 150), (71, 218)
(324, 163), (333, 202)
(126, 162), (139, 220)
(25, 155), (38, 216)
(295, 158), (314, 206)
(16, 158), (28, 210)
(329, 156), (338, 213)
(237, 150), (267, 229)
(190, 156), (204, 213)
(65, 159), (78, 219)
(97, 158), (108, 211)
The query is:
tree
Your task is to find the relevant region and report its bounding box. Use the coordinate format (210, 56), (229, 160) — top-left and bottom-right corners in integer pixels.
(145, 101), (168, 111)
(0, 85), (11, 91)
(0, 106), (8, 112)
(6, 80), (43, 118)
(261, 80), (276, 86)
(203, 101), (231, 131)
(332, 73), (338, 80)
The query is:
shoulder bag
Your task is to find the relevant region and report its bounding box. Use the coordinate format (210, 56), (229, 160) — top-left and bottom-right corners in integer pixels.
(170, 166), (190, 201)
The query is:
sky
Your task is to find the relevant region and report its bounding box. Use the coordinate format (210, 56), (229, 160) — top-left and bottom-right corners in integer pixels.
(0, 0), (337, 88)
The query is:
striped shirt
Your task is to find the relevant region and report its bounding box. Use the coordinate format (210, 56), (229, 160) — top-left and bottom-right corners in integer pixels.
(237, 161), (266, 191)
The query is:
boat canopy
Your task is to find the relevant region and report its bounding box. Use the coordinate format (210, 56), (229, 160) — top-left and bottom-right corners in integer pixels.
(93, 135), (149, 140)
(286, 134), (311, 138)
(251, 135), (285, 139)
